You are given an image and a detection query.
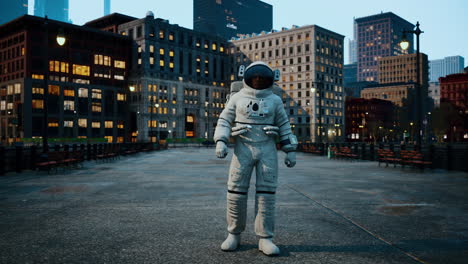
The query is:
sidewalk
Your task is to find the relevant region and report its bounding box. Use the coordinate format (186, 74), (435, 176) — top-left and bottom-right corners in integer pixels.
(0, 148), (467, 263)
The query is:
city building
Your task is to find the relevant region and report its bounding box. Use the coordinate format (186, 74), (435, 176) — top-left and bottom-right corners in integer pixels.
(34, 0), (70, 23)
(429, 56), (465, 82)
(344, 63), (357, 86)
(361, 83), (415, 107)
(378, 53), (429, 87)
(104, 0), (111, 16)
(0, 0), (28, 25)
(345, 97), (394, 142)
(87, 12), (231, 142)
(428, 81), (440, 107)
(344, 81), (377, 98)
(439, 72), (468, 141)
(439, 72), (468, 114)
(348, 19), (358, 64)
(355, 12), (414, 82)
(194, 0), (272, 40)
(0, 15), (132, 145)
(230, 25), (345, 143)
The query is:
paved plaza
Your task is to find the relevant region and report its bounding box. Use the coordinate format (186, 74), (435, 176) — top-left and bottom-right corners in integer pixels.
(0, 148), (467, 263)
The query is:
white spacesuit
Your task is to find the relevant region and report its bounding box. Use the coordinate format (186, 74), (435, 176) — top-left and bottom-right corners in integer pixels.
(214, 61), (297, 256)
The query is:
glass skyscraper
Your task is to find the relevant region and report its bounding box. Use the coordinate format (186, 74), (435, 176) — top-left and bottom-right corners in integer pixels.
(34, 0), (69, 23)
(194, 0), (272, 40)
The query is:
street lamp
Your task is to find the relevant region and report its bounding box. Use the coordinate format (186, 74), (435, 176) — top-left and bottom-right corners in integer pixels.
(42, 16), (67, 153)
(400, 21), (424, 149)
(312, 81), (323, 144)
(154, 103), (160, 143)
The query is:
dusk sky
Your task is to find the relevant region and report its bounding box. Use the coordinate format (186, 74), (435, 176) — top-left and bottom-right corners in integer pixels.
(29, 0), (468, 66)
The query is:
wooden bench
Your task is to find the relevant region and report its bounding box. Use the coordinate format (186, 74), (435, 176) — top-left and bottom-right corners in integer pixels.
(303, 144), (321, 154)
(400, 150), (432, 170)
(377, 149), (401, 167)
(36, 151), (66, 173)
(335, 147), (358, 160)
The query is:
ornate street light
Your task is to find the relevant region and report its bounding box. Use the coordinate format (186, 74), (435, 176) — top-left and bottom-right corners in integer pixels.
(400, 21), (424, 149)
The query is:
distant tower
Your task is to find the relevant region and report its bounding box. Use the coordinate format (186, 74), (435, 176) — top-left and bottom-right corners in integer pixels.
(104, 0), (111, 16)
(355, 12), (414, 82)
(34, 0), (69, 23)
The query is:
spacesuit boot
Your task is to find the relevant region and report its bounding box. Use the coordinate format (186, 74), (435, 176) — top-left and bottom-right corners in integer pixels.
(255, 193), (280, 255)
(221, 192), (248, 251)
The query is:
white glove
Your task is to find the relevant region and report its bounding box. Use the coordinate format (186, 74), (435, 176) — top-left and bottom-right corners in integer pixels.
(263, 126), (279, 137)
(285, 152), (296, 168)
(216, 141), (228, 159)
(231, 125), (251, 136)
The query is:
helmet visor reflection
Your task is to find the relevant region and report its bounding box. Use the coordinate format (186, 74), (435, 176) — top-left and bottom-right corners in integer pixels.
(244, 65), (274, 89)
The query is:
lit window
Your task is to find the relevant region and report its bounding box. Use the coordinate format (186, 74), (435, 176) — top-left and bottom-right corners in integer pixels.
(32, 87), (44, 94)
(160, 48), (164, 55)
(72, 64), (90, 76)
(32, 74), (44, 79)
(92, 121), (101, 128)
(105, 121), (113, 128)
(78, 88), (88, 98)
(212, 43), (217, 50)
(92, 89), (102, 99)
(114, 75), (124, 80)
(169, 62), (174, 68)
(117, 122), (124, 129)
(114, 60), (126, 69)
(14, 83), (21, 94)
(150, 45), (154, 53)
(32, 99), (44, 109)
(150, 57), (154, 65)
(64, 120), (73, 127)
(160, 60), (165, 67)
(92, 102), (102, 112)
(64, 89), (74, 97)
(64, 100), (75, 111)
(220, 45), (224, 52)
(169, 32), (174, 41)
(78, 119), (87, 128)
(159, 30), (164, 39)
(117, 93), (126, 101)
(48, 121), (59, 127)
(49, 85), (60, 96)
(169, 50), (174, 57)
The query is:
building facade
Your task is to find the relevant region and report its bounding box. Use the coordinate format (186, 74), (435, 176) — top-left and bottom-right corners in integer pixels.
(428, 81), (440, 107)
(88, 12), (231, 142)
(429, 56), (465, 82)
(194, 0), (272, 40)
(348, 19), (358, 64)
(361, 83), (415, 107)
(345, 97), (394, 142)
(34, 0), (70, 23)
(378, 53), (429, 86)
(355, 12), (414, 82)
(343, 63), (357, 86)
(0, 15), (132, 145)
(230, 25), (345, 143)
(104, 0), (111, 16)
(440, 72), (468, 114)
(0, 0), (28, 25)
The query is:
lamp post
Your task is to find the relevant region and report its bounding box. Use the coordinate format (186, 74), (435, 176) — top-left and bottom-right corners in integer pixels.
(400, 21), (424, 149)
(43, 16), (66, 153)
(155, 103), (160, 143)
(312, 81), (323, 144)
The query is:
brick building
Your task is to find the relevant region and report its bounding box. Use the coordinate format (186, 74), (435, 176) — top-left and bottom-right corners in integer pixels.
(230, 25), (345, 143)
(0, 15), (132, 145)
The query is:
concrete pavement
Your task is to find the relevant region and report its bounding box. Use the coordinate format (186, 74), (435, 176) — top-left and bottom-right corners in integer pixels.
(0, 148), (467, 263)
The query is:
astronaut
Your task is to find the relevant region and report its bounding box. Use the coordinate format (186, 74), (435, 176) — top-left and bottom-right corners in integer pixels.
(214, 61), (297, 256)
